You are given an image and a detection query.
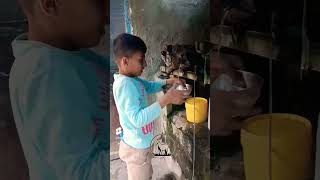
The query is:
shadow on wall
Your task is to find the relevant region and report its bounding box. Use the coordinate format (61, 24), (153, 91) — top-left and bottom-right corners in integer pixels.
(0, 124), (29, 180)
(0, 1), (29, 177)
(110, 90), (120, 153)
(0, 68), (29, 180)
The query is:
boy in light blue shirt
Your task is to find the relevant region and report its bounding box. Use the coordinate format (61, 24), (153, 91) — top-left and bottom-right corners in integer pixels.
(9, 0), (109, 179)
(112, 33), (188, 180)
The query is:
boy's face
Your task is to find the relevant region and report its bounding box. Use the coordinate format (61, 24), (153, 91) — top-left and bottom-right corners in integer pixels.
(122, 51), (146, 77)
(58, 0), (107, 48)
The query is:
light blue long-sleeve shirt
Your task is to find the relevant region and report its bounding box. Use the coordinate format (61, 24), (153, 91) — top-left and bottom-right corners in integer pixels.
(9, 34), (109, 180)
(113, 74), (165, 149)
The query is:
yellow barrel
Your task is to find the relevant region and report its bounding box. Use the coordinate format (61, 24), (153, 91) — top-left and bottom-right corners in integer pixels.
(241, 113), (312, 180)
(185, 97), (208, 123)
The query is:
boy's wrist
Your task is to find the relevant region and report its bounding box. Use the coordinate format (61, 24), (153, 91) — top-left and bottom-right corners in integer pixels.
(158, 95), (169, 108)
(166, 79), (173, 85)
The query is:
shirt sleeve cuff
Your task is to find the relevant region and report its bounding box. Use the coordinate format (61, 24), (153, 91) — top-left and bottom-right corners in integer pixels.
(154, 101), (162, 110)
(160, 79), (167, 86)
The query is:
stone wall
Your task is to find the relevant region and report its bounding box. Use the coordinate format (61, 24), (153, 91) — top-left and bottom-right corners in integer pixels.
(156, 89), (210, 179)
(129, 0), (209, 79)
(167, 110), (210, 179)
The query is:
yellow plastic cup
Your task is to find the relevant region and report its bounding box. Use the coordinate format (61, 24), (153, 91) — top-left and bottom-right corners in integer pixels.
(241, 113), (312, 180)
(185, 97), (208, 123)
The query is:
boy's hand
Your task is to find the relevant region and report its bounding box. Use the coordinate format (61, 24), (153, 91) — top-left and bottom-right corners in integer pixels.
(166, 77), (186, 86)
(158, 84), (188, 108)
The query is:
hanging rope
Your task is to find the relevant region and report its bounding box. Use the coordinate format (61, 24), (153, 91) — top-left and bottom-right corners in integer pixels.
(268, 11), (276, 180)
(192, 65), (197, 180)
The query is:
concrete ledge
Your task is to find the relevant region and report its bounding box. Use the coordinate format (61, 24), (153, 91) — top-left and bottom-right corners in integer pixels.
(167, 110), (210, 180)
(210, 25), (279, 60)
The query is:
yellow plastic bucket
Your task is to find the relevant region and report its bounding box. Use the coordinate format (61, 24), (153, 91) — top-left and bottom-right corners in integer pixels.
(185, 97), (208, 123)
(241, 113), (312, 180)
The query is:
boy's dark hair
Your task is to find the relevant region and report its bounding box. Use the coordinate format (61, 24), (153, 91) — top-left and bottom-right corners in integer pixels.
(113, 33), (147, 60)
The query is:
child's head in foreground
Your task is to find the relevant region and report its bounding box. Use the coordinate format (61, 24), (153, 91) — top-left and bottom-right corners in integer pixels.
(17, 0), (108, 50)
(113, 33), (147, 77)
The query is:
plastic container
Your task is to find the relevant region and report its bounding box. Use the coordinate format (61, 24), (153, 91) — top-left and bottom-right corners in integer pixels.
(211, 70), (263, 135)
(241, 113), (312, 180)
(185, 97), (208, 123)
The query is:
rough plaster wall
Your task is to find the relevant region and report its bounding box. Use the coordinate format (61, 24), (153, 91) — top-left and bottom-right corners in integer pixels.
(129, 0), (210, 135)
(129, 0), (210, 79)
